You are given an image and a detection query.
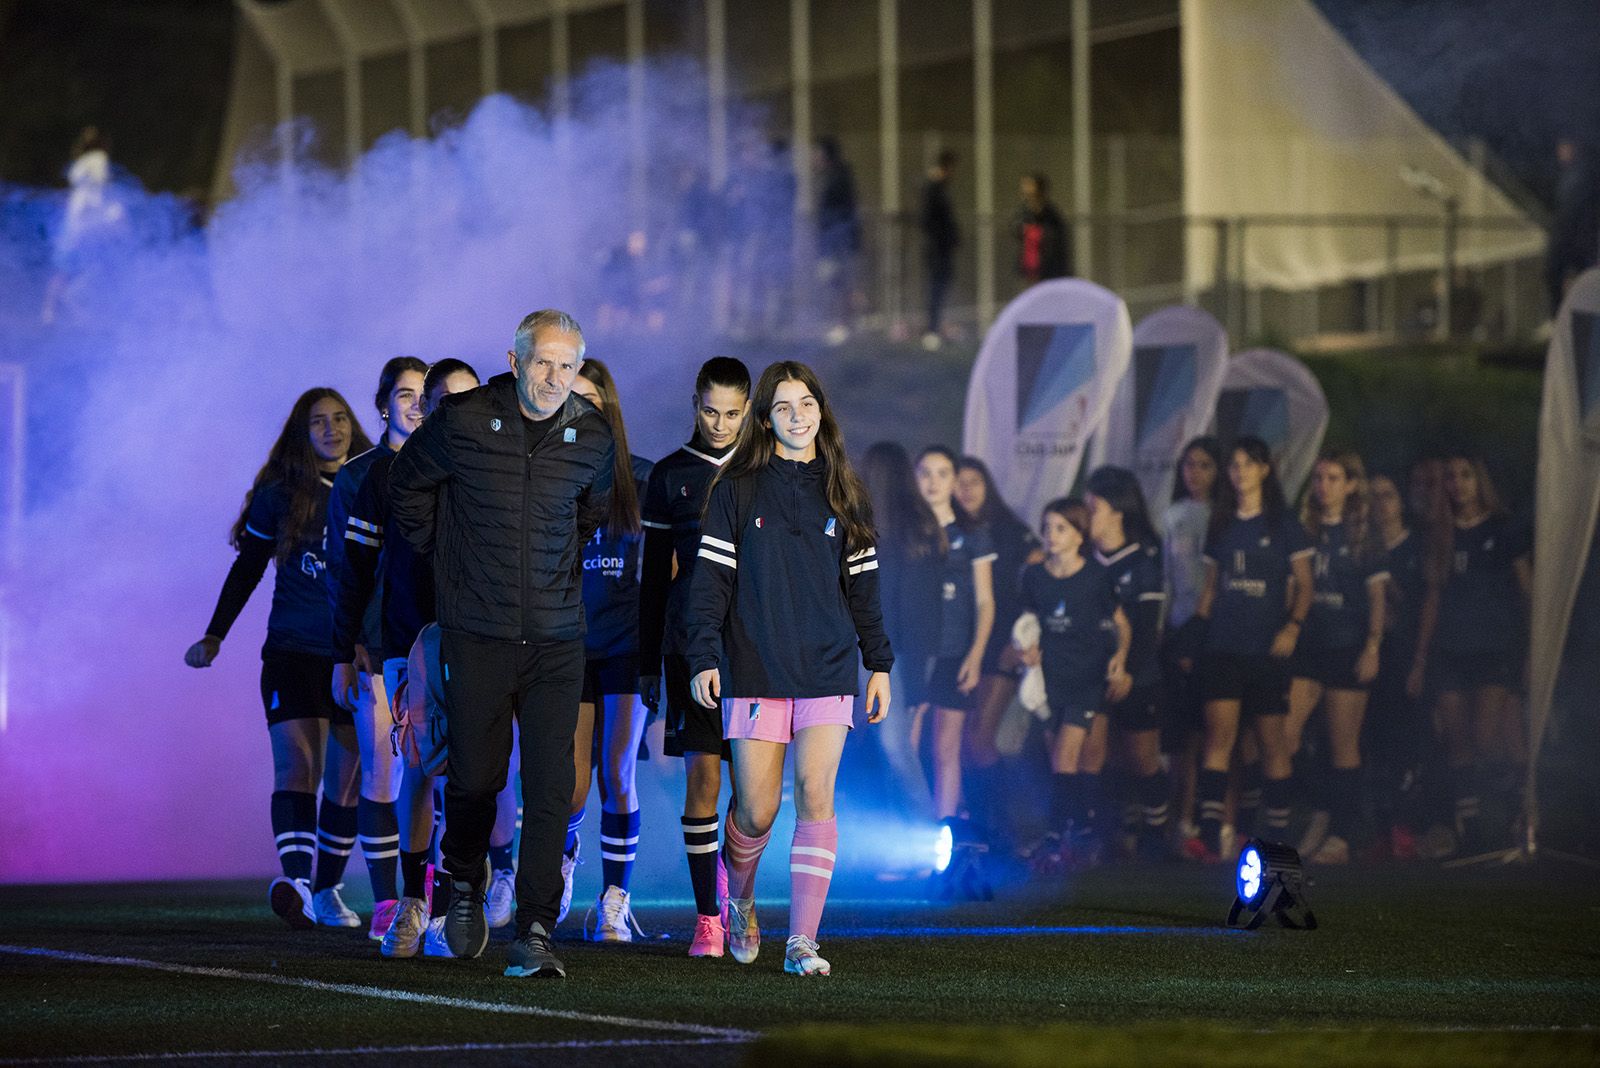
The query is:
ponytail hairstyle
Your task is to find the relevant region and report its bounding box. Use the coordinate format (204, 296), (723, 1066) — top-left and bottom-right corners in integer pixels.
(577, 357), (641, 538)
(862, 441), (946, 560)
(1301, 449), (1377, 567)
(711, 361), (877, 554)
(1209, 436), (1286, 546)
(1042, 496), (1090, 541)
(1084, 465), (1157, 548)
(694, 356), (752, 398)
(231, 387), (371, 564)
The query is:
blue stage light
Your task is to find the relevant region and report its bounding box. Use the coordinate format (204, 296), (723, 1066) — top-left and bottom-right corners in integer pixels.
(1227, 838), (1316, 930)
(933, 823), (954, 874)
(1237, 844), (1263, 904)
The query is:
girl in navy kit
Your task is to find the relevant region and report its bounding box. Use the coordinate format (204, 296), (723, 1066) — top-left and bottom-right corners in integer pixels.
(1284, 451), (1389, 865)
(686, 361), (892, 977)
(1185, 437), (1315, 862)
(1014, 497), (1131, 867)
(185, 388), (373, 928)
(909, 446), (996, 821)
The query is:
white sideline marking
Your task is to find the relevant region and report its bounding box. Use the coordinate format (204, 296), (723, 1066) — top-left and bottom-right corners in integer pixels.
(0, 1038), (747, 1066)
(0, 944), (754, 1041)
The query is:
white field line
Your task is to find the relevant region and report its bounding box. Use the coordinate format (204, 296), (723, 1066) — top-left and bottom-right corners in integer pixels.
(0, 1038), (748, 1066)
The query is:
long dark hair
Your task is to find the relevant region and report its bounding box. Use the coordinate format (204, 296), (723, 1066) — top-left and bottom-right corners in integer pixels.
(1425, 452), (1507, 588)
(1172, 435), (1224, 505)
(711, 361), (876, 554)
(1208, 436), (1286, 545)
(1302, 449), (1378, 568)
(375, 355), (428, 419)
(862, 441), (946, 560)
(955, 455), (1027, 537)
(1085, 465), (1157, 548)
(577, 357), (641, 538)
(231, 388), (370, 564)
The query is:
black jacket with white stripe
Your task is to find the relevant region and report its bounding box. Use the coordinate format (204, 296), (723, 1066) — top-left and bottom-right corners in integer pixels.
(685, 457), (893, 699)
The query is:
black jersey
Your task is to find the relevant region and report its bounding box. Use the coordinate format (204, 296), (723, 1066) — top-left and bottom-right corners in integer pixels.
(1094, 541), (1165, 687)
(1383, 528), (1427, 651)
(1018, 558), (1119, 694)
(1301, 520), (1389, 651)
(639, 437), (733, 672)
(206, 476), (335, 658)
(331, 450), (435, 663)
(1202, 511), (1314, 657)
(326, 444), (391, 652)
(582, 455), (654, 660)
(1434, 513), (1530, 654)
(685, 457), (893, 698)
(935, 521), (997, 657)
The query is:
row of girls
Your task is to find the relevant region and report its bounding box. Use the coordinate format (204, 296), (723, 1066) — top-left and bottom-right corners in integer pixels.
(863, 437), (1531, 866)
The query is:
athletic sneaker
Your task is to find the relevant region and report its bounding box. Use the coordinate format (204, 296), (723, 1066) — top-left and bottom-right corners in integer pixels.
(268, 876), (315, 930)
(716, 851), (729, 928)
(688, 913), (725, 958)
(784, 934), (831, 977)
(505, 922), (566, 978)
(557, 840), (579, 925)
(443, 877), (489, 959)
(312, 885), (362, 928)
(1297, 809), (1332, 856)
(1182, 837), (1222, 865)
(486, 869), (516, 929)
(1309, 835), (1350, 865)
(380, 897), (429, 959)
(726, 897), (759, 964)
(368, 899), (399, 942)
(584, 885), (643, 943)
(421, 915), (455, 958)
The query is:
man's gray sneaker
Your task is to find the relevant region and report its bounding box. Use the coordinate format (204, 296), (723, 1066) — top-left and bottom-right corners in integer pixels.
(505, 922), (566, 978)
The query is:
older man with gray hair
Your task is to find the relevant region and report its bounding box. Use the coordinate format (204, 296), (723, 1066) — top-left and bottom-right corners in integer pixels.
(390, 310), (614, 978)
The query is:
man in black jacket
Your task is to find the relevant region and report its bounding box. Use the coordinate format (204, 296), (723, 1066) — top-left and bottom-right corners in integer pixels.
(390, 309), (614, 977)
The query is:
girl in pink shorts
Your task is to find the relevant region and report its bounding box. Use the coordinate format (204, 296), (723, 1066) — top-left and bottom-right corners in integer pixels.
(685, 360), (893, 977)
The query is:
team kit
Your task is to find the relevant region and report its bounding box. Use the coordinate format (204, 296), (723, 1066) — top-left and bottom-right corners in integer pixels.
(186, 309), (1530, 980)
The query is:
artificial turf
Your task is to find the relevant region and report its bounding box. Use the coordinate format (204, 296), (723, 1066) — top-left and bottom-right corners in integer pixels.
(1, 861), (1596, 1066)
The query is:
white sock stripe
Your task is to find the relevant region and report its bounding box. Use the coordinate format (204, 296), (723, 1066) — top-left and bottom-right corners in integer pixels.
(275, 832), (317, 843)
(358, 834), (400, 845)
(726, 845), (765, 862)
(601, 851), (637, 862)
(684, 843), (720, 854)
(789, 845), (837, 863)
(601, 835), (641, 847)
(681, 820), (719, 832)
(277, 845), (315, 856)
(362, 849), (400, 860)
(788, 863), (835, 879)
(318, 832), (358, 845)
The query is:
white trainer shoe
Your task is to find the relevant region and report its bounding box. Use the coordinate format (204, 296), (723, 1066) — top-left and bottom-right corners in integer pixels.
(421, 915), (455, 958)
(557, 839), (579, 925)
(380, 897), (429, 959)
(784, 934), (831, 976)
(268, 877), (315, 930)
(311, 885), (362, 928)
(584, 885), (643, 943)
(726, 897), (759, 964)
(486, 869), (516, 929)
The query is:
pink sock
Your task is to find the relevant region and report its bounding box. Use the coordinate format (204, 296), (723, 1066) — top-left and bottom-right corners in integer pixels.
(721, 811), (771, 901)
(788, 817), (838, 942)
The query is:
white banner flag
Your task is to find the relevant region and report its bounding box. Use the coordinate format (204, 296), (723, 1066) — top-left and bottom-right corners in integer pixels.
(1091, 304), (1229, 526)
(1210, 348), (1329, 499)
(963, 279), (1132, 529)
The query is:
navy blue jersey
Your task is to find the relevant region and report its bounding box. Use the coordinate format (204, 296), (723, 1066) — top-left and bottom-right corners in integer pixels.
(332, 450), (435, 663)
(582, 455), (654, 660)
(936, 521), (997, 657)
(1383, 529), (1427, 651)
(1203, 512), (1314, 656)
(1095, 541), (1165, 688)
(1434, 513), (1531, 654)
(639, 438), (732, 670)
(1301, 521), (1389, 651)
(326, 445), (391, 651)
(1018, 559), (1119, 697)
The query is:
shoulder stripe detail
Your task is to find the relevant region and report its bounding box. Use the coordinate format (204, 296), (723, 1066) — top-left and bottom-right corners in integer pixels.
(846, 547), (877, 562)
(348, 517), (382, 534)
(683, 445), (731, 467)
(641, 519), (672, 530)
(1138, 591), (1168, 601)
(244, 523), (273, 541)
(345, 531), (380, 548)
(848, 560), (880, 575)
(697, 547), (737, 569)
(701, 535), (737, 554)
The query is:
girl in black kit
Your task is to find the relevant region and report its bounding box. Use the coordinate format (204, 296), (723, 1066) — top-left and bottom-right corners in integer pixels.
(186, 388), (373, 928)
(1411, 454), (1531, 852)
(568, 358), (654, 942)
(1013, 498), (1131, 867)
(1185, 437), (1314, 863)
(686, 361), (892, 977)
(1284, 451), (1389, 865)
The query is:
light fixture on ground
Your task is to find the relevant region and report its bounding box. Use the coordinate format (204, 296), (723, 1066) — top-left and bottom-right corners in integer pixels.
(930, 816), (993, 901)
(1227, 838), (1316, 930)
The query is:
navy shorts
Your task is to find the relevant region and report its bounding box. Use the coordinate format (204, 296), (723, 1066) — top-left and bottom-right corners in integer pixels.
(581, 654), (641, 705)
(260, 651), (353, 727)
(1046, 678), (1104, 732)
(1108, 683), (1161, 733)
(1429, 648), (1520, 695)
(662, 654), (729, 760)
(1291, 644), (1368, 692)
(904, 654), (973, 713)
(1200, 652), (1290, 718)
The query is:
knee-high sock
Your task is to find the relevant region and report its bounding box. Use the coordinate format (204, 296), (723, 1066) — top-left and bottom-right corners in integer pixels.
(1139, 770), (1171, 838)
(681, 814), (722, 917)
(1454, 764), (1483, 842)
(1197, 768), (1228, 854)
(1238, 763), (1264, 836)
(1326, 767), (1363, 841)
(788, 817), (838, 942)
(271, 790), (317, 881)
(358, 797), (400, 902)
(1051, 772), (1082, 837)
(601, 809), (640, 892)
(1078, 772), (1105, 842)
(400, 849), (431, 901)
(564, 810), (585, 857)
(1262, 776), (1293, 837)
(721, 812), (771, 902)
(312, 799), (358, 892)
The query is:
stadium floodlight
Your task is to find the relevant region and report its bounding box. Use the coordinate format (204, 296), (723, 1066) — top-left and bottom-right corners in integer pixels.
(1227, 838), (1317, 930)
(933, 823), (954, 874)
(930, 817), (993, 902)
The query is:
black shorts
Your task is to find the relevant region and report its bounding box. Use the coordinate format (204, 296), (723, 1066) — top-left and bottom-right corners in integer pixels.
(1430, 648), (1520, 695)
(1291, 644), (1368, 691)
(1108, 683), (1161, 733)
(1200, 652), (1290, 718)
(1047, 679), (1103, 732)
(905, 654), (973, 713)
(260, 650), (352, 727)
(581, 654), (640, 705)
(661, 654), (729, 760)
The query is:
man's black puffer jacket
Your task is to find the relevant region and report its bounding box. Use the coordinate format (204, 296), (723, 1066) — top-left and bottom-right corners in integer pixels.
(389, 372), (615, 644)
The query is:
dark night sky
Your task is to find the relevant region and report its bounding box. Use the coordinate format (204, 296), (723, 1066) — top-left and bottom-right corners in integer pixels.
(0, 0), (1594, 207)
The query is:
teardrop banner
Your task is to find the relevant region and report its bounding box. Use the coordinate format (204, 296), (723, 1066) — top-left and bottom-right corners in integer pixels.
(1211, 348), (1329, 500)
(963, 279), (1132, 530)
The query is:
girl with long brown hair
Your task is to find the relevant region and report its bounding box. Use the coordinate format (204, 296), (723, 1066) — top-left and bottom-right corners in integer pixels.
(1284, 450), (1390, 864)
(185, 387), (372, 929)
(685, 361), (892, 977)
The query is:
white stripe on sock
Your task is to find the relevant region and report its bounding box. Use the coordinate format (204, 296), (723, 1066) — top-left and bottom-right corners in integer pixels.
(684, 842), (719, 854)
(277, 845), (315, 856)
(788, 863), (834, 879)
(601, 851), (637, 862)
(790, 845), (836, 863)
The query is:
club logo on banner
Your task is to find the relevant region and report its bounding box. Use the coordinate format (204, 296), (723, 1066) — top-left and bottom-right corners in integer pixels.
(1090, 305), (1229, 521)
(1211, 348), (1329, 500)
(963, 280), (1132, 528)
